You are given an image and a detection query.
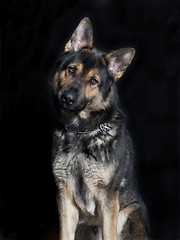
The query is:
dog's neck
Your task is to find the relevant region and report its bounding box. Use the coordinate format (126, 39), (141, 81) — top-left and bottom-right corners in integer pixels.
(58, 107), (125, 134)
(59, 109), (108, 130)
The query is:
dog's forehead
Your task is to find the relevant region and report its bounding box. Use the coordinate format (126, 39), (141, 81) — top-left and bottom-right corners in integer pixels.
(64, 50), (106, 71)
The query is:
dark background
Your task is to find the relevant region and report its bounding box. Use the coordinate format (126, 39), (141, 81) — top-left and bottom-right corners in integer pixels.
(1, 0), (180, 239)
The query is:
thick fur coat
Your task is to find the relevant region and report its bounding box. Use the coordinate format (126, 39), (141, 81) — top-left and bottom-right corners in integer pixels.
(50, 18), (149, 240)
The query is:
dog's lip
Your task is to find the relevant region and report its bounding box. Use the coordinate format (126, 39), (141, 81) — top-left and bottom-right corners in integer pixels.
(59, 102), (85, 113)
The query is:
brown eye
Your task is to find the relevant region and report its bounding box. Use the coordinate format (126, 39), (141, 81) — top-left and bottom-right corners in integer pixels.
(68, 66), (76, 75)
(89, 78), (99, 86)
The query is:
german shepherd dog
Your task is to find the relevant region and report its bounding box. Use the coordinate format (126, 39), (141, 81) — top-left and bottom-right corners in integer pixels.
(51, 18), (149, 240)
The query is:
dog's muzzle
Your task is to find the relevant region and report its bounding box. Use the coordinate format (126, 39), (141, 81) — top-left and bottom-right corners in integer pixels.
(58, 90), (87, 112)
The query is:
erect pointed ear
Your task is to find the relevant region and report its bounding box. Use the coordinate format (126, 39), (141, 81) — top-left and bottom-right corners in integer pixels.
(65, 17), (93, 52)
(104, 48), (135, 80)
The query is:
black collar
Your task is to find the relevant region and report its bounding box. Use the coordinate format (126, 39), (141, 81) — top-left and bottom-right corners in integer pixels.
(65, 123), (111, 134)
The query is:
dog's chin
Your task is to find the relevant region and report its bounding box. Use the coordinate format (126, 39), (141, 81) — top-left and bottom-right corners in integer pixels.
(59, 103), (91, 124)
(60, 104), (86, 113)
(59, 102), (88, 118)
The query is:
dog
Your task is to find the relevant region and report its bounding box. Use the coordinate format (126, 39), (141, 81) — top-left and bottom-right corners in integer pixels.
(50, 17), (149, 240)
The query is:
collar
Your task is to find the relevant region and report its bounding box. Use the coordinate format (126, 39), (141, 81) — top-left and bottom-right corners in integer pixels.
(65, 123), (111, 134)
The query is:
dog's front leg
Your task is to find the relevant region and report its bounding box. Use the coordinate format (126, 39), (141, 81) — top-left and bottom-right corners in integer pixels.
(57, 189), (79, 240)
(98, 191), (119, 240)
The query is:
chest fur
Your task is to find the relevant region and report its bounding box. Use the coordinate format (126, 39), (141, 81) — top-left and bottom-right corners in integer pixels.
(53, 130), (115, 183)
(52, 130), (116, 215)
(53, 151), (114, 185)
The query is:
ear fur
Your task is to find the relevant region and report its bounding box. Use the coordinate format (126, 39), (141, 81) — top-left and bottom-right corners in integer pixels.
(105, 48), (135, 79)
(65, 17), (93, 52)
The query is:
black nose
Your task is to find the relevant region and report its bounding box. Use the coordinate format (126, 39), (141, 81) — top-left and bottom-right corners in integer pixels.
(61, 92), (76, 106)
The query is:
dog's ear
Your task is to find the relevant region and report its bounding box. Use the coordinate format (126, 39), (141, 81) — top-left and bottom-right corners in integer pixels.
(65, 17), (93, 52)
(104, 48), (135, 80)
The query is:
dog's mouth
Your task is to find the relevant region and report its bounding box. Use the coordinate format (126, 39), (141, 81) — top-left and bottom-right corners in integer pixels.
(59, 102), (86, 113)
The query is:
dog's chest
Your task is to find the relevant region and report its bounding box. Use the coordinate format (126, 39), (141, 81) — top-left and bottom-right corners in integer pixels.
(52, 130), (115, 214)
(53, 130), (114, 185)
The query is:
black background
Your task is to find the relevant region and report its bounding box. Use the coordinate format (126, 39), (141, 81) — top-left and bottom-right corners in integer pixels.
(1, 0), (180, 239)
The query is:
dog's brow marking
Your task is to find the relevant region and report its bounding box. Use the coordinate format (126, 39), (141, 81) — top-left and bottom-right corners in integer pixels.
(100, 56), (106, 65)
(85, 68), (100, 82)
(68, 62), (83, 75)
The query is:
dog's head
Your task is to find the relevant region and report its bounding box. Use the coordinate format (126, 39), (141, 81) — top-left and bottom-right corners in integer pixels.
(51, 18), (135, 119)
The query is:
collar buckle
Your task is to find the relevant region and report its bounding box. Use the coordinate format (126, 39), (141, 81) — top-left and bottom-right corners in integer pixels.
(99, 124), (111, 132)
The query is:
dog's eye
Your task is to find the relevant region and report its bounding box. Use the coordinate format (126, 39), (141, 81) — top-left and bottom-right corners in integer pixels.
(68, 66), (76, 75)
(89, 78), (99, 86)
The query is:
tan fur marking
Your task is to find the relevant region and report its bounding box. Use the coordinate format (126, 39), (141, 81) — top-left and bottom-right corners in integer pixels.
(68, 62), (83, 76)
(60, 71), (74, 89)
(51, 72), (61, 94)
(85, 68), (100, 83)
(84, 68), (100, 98)
(113, 71), (124, 80)
(65, 40), (72, 52)
(84, 163), (115, 189)
(78, 86), (113, 119)
(60, 62), (83, 88)
(121, 206), (148, 240)
(98, 191), (120, 240)
(89, 87), (113, 112)
(101, 56), (107, 66)
(58, 187), (79, 240)
(118, 205), (135, 233)
(82, 48), (93, 53)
